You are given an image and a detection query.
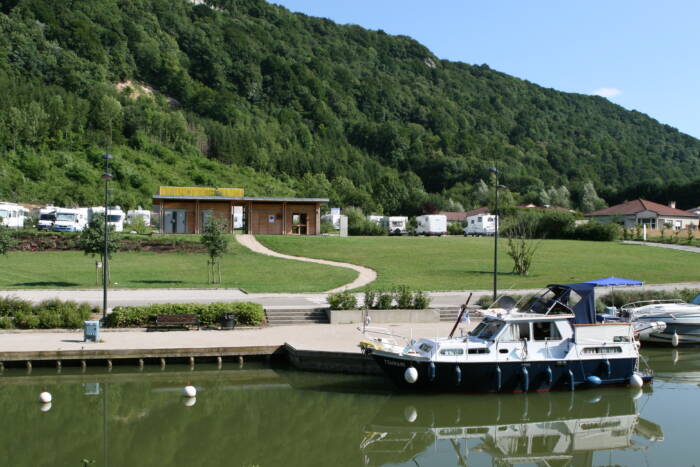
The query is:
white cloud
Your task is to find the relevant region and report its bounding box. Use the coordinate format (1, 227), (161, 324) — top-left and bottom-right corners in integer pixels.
(591, 87), (622, 98)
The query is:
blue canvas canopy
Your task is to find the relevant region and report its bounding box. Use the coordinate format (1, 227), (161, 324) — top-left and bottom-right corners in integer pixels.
(548, 283), (597, 325)
(583, 276), (643, 287)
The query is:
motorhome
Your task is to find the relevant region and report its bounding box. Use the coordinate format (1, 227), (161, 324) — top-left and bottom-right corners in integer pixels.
(415, 215), (447, 236)
(367, 215), (385, 226)
(52, 208), (88, 232)
(464, 212), (497, 236)
(381, 216), (408, 235)
(37, 206), (57, 231)
(89, 206), (126, 232)
(126, 207), (151, 227)
(0, 203), (29, 229)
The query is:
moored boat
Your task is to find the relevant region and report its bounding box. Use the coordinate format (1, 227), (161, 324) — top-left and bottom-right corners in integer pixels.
(620, 293), (700, 346)
(365, 283), (651, 392)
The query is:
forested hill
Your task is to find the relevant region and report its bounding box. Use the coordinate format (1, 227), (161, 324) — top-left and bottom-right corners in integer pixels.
(1, 0), (699, 214)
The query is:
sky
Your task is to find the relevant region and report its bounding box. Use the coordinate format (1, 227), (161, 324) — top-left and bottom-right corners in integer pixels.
(272, 0), (700, 138)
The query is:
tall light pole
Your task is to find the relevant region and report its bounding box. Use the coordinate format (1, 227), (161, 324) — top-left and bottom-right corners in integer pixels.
(490, 167), (506, 302)
(101, 154), (113, 320)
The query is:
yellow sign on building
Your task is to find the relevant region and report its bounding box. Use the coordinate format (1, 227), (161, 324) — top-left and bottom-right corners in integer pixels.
(158, 186), (244, 197)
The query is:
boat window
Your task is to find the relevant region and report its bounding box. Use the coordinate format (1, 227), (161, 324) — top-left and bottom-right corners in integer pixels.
(471, 320), (504, 340)
(690, 294), (700, 306)
(419, 343), (432, 353)
(467, 348), (489, 354)
(613, 336), (630, 343)
(533, 322), (561, 341)
(501, 322), (531, 341)
(582, 346), (623, 354)
(440, 348), (464, 356)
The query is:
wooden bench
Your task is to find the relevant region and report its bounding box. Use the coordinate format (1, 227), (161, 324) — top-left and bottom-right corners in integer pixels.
(149, 314), (200, 331)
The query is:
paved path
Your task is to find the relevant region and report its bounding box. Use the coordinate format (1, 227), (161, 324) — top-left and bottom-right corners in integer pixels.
(235, 234), (377, 292)
(623, 240), (700, 254)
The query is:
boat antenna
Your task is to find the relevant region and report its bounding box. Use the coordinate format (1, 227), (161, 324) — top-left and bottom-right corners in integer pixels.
(449, 293), (472, 338)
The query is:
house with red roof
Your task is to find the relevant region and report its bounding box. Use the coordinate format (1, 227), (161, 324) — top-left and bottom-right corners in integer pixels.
(584, 199), (699, 230)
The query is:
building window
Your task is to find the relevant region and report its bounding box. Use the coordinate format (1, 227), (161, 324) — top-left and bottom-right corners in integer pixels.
(637, 218), (657, 229)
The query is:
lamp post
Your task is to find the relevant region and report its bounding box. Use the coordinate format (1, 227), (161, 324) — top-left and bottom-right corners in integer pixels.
(101, 154), (113, 320)
(490, 167), (506, 302)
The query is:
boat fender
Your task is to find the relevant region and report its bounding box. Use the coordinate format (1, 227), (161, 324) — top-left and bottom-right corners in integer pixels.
(429, 362), (436, 381)
(568, 369), (575, 391)
(587, 375), (602, 386)
(38, 391), (52, 404)
(404, 367), (419, 384)
(672, 332), (680, 348)
(495, 366), (502, 392)
(546, 366), (553, 387)
(455, 365), (462, 386)
(404, 406), (418, 423)
(629, 373), (643, 388)
(521, 367), (529, 393)
(604, 359), (611, 378)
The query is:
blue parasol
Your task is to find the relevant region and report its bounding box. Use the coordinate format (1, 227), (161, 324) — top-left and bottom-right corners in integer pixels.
(583, 276), (644, 287)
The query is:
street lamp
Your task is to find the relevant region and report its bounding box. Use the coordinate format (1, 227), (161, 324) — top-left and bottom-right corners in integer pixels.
(489, 167), (507, 302)
(101, 154), (113, 320)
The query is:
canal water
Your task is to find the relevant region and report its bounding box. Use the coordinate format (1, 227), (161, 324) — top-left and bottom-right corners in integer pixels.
(1, 348), (698, 466)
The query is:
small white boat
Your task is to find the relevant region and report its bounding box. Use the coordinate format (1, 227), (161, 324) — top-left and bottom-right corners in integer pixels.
(620, 294), (700, 346)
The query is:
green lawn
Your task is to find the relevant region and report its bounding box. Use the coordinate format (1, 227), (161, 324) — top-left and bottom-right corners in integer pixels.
(0, 241), (356, 292)
(257, 235), (700, 291)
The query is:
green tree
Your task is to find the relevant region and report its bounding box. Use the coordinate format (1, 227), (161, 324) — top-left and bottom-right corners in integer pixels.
(201, 216), (229, 283)
(0, 226), (14, 255)
(79, 213), (120, 284)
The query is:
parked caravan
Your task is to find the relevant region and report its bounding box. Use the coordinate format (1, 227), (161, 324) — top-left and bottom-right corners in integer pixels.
(52, 208), (88, 232)
(126, 207), (151, 227)
(0, 203), (29, 229)
(37, 206), (57, 231)
(367, 215), (385, 226)
(415, 215), (447, 236)
(89, 206), (125, 232)
(464, 212), (498, 236)
(381, 216), (408, 235)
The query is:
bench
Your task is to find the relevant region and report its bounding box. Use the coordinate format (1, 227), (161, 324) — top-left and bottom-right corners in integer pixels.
(149, 314), (200, 331)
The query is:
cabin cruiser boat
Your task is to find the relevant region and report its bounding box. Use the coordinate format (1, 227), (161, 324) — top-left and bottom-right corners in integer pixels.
(363, 283), (652, 392)
(619, 293), (700, 346)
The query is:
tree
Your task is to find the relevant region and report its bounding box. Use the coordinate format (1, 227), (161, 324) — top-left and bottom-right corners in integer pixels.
(0, 226), (14, 255)
(201, 216), (229, 283)
(580, 181), (606, 212)
(503, 215), (540, 276)
(79, 213), (120, 284)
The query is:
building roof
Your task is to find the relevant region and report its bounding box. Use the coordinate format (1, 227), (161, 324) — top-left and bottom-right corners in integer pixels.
(438, 208), (492, 221)
(153, 195), (328, 203)
(517, 203), (573, 212)
(585, 199), (699, 218)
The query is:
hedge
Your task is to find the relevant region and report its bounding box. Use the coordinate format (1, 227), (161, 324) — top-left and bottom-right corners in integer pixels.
(0, 297), (94, 329)
(104, 302), (265, 327)
(328, 286), (432, 310)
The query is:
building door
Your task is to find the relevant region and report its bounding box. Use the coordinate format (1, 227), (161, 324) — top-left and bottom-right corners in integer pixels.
(201, 210), (213, 230)
(292, 213), (308, 235)
(164, 209), (187, 234)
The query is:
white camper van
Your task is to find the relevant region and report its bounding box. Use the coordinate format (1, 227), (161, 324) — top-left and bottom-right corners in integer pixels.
(89, 206), (126, 232)
(381, 216), (408, 235)
(0, 203), (29, 229)
(37, 206), (57, 231)
(464, 212), (498, 236)
(52, 208), (88, 232)
(415, 214), (447, 236)
(367, 215), (385, 226)
(126, 207), (151, 227)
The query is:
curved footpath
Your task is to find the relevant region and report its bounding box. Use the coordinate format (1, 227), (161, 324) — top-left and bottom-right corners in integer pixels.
(235, 234), (377, 293)
(622, 240), (700, 254)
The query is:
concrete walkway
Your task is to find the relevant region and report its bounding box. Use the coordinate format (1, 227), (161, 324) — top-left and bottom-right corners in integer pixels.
(235, 234), (377, 292)
(623, 240), (700, 254)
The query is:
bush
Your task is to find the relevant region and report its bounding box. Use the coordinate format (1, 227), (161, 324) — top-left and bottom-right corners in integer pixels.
(395, 285), (413, 309)
(0, 296), (32, 316)
(38, 310), (63, 329)
(363, 288), (377, 309)
(0, 298), (93, 329)
(327, 290), (358, 310)
(104, 302), (265, 327)
(412, 290), (431, 309)
(376, 292), (393, 310)
(573, 221), (620, 241)
(599, 288), (700, 307)
(447, 222), (464, 236)
(0, 316), (14, 329)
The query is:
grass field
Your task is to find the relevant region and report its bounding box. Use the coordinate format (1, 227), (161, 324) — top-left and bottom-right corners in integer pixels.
(257, 235), (700, 291)
(0, 240), (356, 292)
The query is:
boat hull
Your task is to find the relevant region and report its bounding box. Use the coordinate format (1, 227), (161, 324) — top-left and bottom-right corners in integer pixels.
(371, 352), (640, 392)
(639, 320), (700, 345)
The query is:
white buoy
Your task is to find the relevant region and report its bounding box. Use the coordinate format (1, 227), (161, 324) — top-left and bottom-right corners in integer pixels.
(183, 397), (197, 407)
(39, 391), (52, 403)
(672, 332), (680, 348)
(39, 402), (52, 412)
(630, 373), (643, 388)
(183, 384), (197, 398)
(404, 367), (418, 384)
(404, 406), (418, 423)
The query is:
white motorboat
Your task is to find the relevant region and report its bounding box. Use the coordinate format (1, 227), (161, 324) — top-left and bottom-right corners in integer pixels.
(620, 293), (700, 346)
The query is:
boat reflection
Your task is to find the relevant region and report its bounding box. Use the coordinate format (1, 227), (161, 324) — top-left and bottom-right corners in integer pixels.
(645, 347), (700, 385)
(361, 391), (662, 466)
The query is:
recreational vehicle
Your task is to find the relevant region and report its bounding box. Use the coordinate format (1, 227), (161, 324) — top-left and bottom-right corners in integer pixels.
(37, 206), (57, 231)
(0, 203), (28, 229)
(464, 212), (497, 236)
(381, 216), (408, 235)
(126, 208), (151, 227)
(415, 215), (447, 236)
(52, 208), (88, 232)
(89, 206), (126, 232)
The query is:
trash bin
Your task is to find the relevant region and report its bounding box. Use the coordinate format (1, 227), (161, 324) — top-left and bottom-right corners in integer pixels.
(221, 314), (237, 330)
(84, 320), (100, 342)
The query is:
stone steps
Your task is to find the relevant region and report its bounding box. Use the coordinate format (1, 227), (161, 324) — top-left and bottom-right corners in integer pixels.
(265, 308), (329, 326)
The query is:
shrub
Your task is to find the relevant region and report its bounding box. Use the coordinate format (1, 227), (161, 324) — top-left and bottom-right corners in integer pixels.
(395, 285), (413, 309)
(376, 292), (393, 310)
(0, 316), (14, 329)
(412, 290), (431, 309)
(0, 296), (32, 316)
(16, 313), (40, 329)
(104, 302), (265, 327)
(447, 222), (464, 236)
(573, 222), (620, 241)
(229, 302), (265, 325)
(327, 290), (358, 310)
(363, 288), (377, 309)
(599, 289), (700, 307)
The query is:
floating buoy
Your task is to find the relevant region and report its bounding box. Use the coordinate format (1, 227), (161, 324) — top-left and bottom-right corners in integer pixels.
(39, 391), (52, 403)
(454, 365), (462, 386)
(183, 397), (197, 407)
(629, 373), (643, 388)
(495, 366), (502, 392)
(404, 367), (418, 384)
(587, 375), (602, 386)
(404, 406), (418, 423)
(521, 367), (529, 392)
(672, 332), (680, 348)
(428, 362), (436, 381)
(546, 366), (553, 387)
(183, 384), (197, 398)
(40, 402), (52, 412)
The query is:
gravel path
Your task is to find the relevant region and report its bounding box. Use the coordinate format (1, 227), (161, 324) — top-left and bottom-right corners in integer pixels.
(235, 234), (377, 292)
(623, 240), (700, 253)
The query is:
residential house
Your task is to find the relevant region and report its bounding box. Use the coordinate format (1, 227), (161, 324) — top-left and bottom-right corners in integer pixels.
(584, 199), (699, 231)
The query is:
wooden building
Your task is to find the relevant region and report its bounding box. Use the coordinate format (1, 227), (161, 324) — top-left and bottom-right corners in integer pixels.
(153, 186), (327, 235)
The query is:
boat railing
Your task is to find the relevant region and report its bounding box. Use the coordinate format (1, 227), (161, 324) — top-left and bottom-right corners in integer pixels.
(620, 299), (685, 311)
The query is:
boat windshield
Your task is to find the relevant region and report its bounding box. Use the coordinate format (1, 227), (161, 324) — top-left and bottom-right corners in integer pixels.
(690, 294), (700, 306)
(522, 288), (575, 315)
(469, 320), (504, 340)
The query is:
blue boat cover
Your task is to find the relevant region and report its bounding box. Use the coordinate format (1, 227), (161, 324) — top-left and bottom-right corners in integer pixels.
(583, 276), (643, 287)
(548, 283), (597, 325)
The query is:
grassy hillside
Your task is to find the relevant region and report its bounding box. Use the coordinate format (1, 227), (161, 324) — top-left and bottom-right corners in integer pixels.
(1, 0), (699, 213)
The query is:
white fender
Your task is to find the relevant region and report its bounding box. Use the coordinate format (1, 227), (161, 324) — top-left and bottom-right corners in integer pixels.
(39, 392), (52, 403)
(404, 367), (418, 384)
(629, 373), (643, 388)
(404, 406), (418, 423)
(672, 332), (680, 348)
(183, 385), (197, 398)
